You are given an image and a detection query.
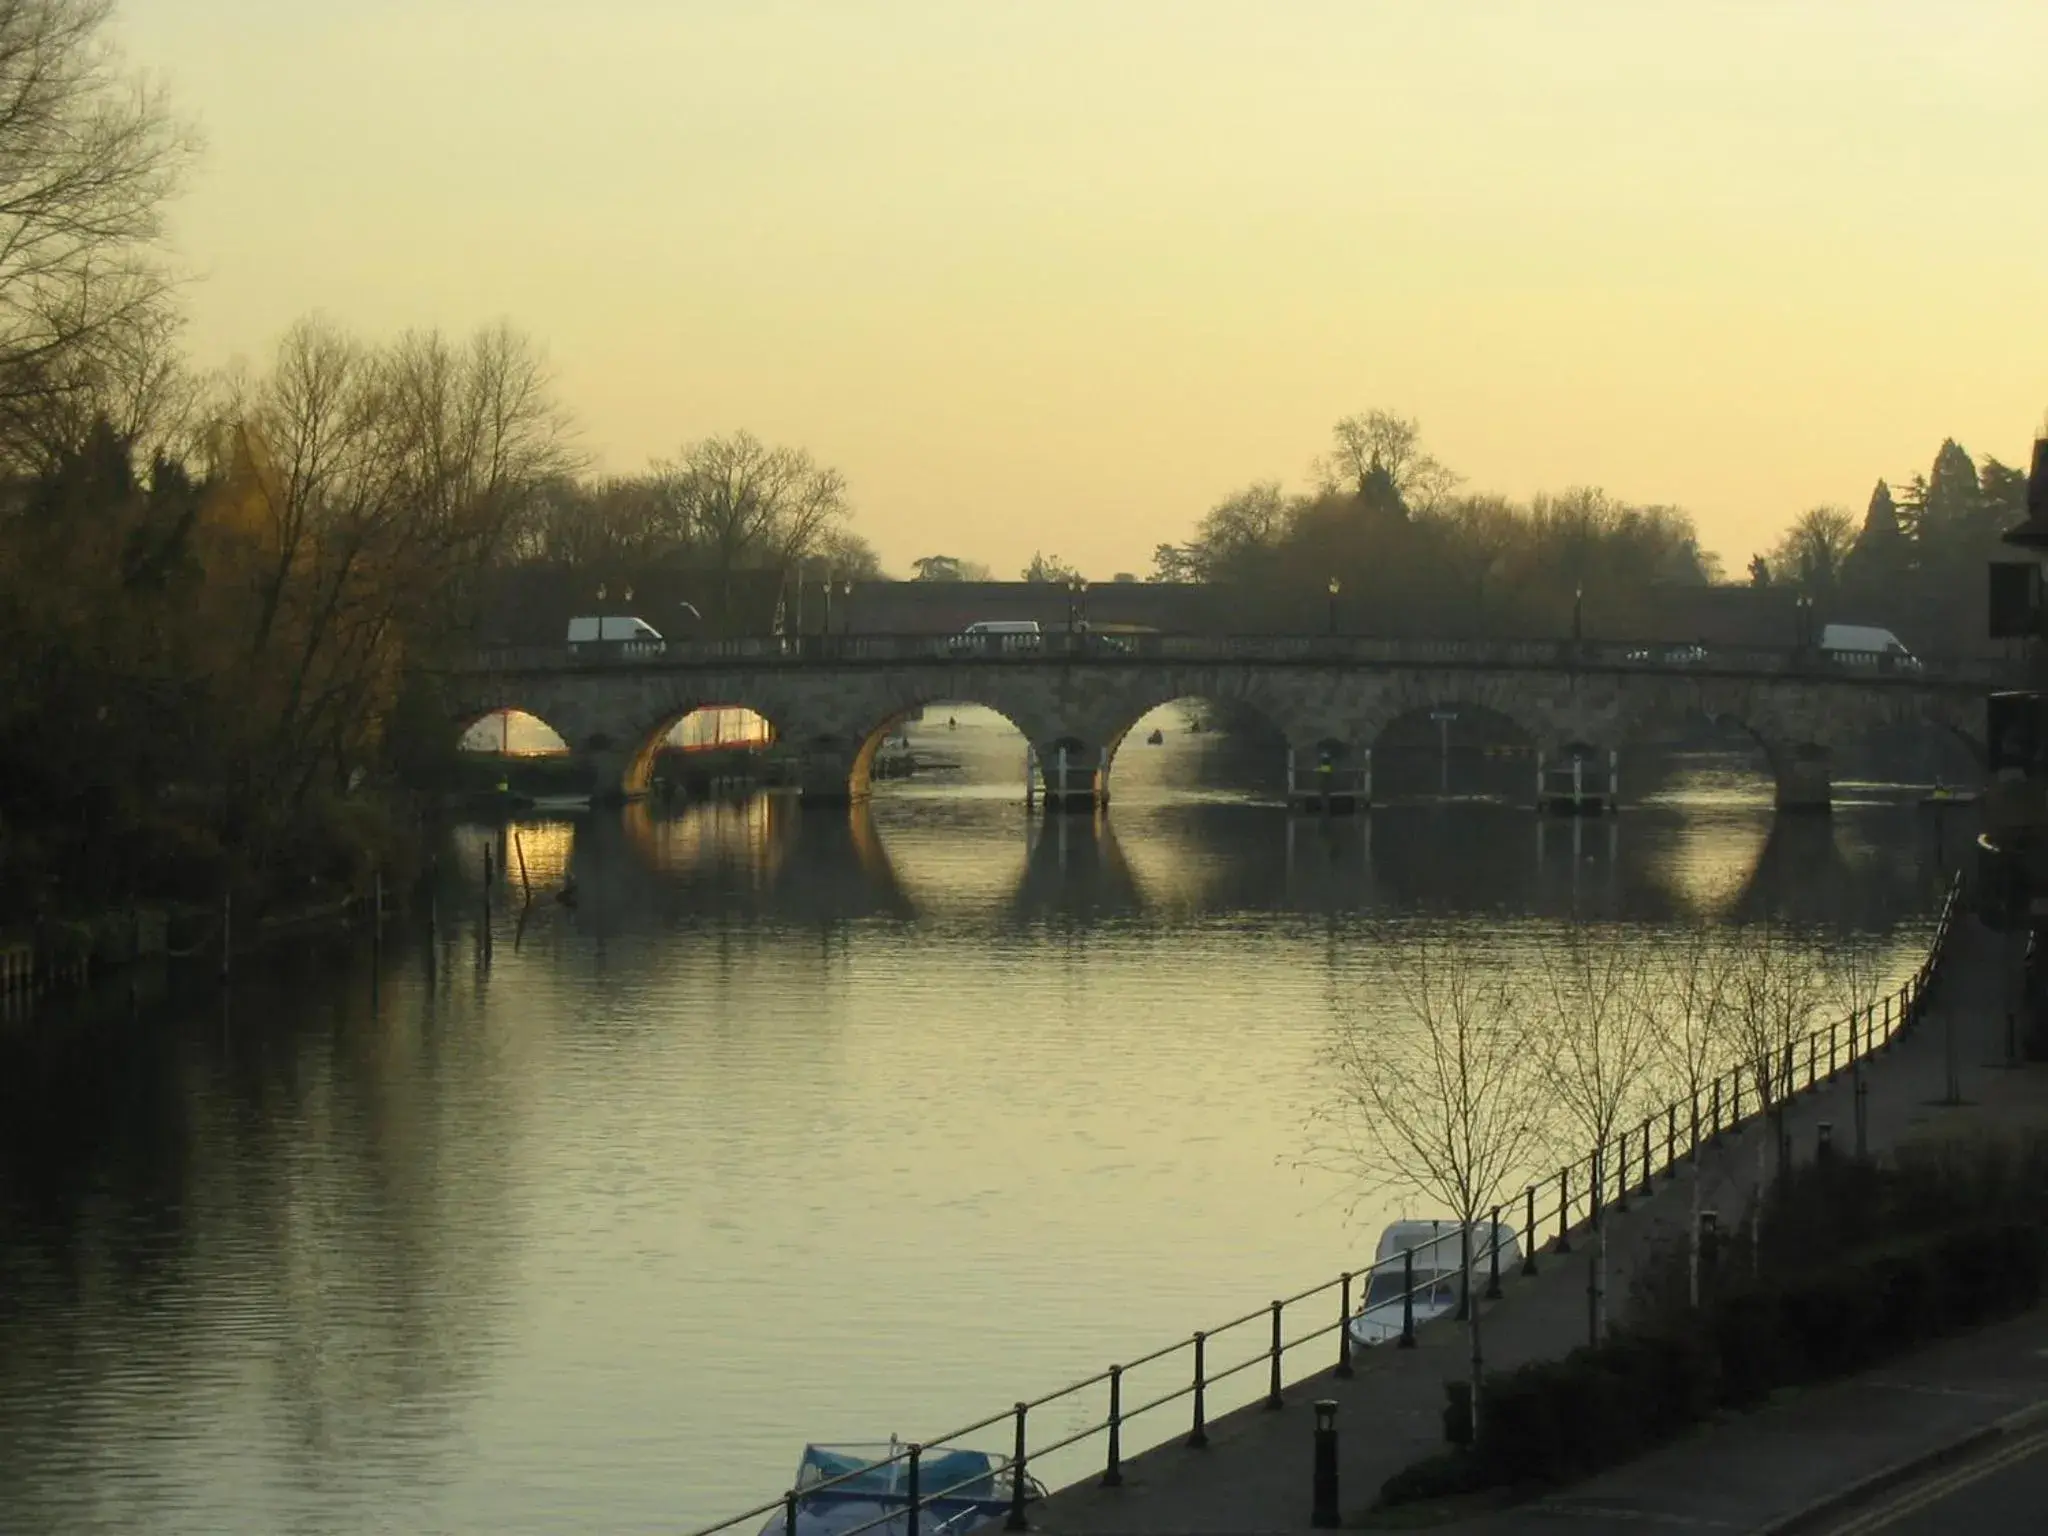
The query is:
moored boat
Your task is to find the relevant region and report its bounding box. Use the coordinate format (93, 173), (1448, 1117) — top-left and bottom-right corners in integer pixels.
(756, 1440), (1041, 1536)
(1348, 1219), (1521, 1349)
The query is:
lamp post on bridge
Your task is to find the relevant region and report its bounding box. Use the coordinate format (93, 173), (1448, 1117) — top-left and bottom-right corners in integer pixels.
(823, 570), (836, 637)
(1572, 584), (1584, 647)
(839, 579), (853, 636)
(1328, 576), (1341, 636)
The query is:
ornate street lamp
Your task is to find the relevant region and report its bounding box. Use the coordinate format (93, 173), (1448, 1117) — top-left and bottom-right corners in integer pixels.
(1328, 576), (1341, 636)
(1572, 584), (1584, 645)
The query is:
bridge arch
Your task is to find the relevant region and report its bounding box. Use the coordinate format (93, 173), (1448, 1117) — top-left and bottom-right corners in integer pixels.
(849, 696), (1038, 800)
(626, 702), (780, 798)
(1099, 693), (1293, 801)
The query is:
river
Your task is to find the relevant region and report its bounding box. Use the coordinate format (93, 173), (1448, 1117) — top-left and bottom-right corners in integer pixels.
(0, 706), (1973, 1535)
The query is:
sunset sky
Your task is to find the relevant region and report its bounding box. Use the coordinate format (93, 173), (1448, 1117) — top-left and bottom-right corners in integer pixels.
(130, 0), (2046, 580)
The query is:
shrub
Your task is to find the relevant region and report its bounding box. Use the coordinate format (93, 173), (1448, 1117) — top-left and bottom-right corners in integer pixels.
(1380, 1214), (2047, 1509)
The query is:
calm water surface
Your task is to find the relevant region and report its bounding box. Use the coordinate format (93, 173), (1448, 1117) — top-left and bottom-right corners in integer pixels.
(0, 708), (1971, 1534)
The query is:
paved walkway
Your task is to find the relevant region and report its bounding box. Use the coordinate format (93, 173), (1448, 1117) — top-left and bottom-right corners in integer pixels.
(1437, 1304), (2048, 1534)
(1021, 915), (2048, 1535)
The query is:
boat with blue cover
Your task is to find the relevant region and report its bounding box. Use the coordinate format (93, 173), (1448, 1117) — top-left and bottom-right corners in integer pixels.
(757, 1439), (1042, 1536)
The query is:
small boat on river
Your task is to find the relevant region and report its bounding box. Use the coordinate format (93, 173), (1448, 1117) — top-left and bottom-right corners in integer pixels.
(1348, 1219), (1521, 1349)
(757, 1440), (1041, 1536)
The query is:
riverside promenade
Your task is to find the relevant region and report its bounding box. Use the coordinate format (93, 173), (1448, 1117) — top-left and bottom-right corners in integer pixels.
(1021, 913), (2048, 1535)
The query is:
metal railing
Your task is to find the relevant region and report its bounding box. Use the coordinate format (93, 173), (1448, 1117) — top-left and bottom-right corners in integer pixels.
(681, 876), (1967, 1536)
(449, 633), (2007, 688)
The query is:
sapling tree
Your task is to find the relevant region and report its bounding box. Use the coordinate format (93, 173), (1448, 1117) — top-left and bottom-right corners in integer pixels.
(1538, 920), (1662, 1338)
(1308, 928), (1552, 1436)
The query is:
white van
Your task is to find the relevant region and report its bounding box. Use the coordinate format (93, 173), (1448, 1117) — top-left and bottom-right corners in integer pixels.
(950, 619), (1042, 652)
(566, 615), (666, 657)
(1818, 623), (1921, 672)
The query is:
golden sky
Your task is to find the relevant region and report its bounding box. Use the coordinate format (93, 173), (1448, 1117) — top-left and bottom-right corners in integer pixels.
(132, 1), (2047, 580)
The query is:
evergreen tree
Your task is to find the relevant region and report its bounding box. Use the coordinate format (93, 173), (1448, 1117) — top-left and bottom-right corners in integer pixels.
(1843, 479), (1909, 595)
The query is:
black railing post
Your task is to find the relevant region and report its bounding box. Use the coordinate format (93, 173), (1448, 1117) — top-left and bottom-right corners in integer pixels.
(1665, 1104), (1677, 1178)
(1187, 1335), (1209, 1448)
(1336, 1273), (1354, 1378)
(1556, 1165), (1572, 1253)
(784, 1491), (799, 1536)
(1006, 1404), (1030, 1529)
(1712, 1076), (1722, 1139)
(1639, 1117), (1653, 1197)
(1102, 1366), (1123, 1486)
(1487, 1204), (1503, 1299)
(1522, 1185), (1539, 1276)
(905, 1444), (921, 1536)
(1399, 1248), (1417, 1348)
(1807, 1034), (1816, 1092)
(1613, 1133), (1629, 1213)
(1830, 1020), (1838, 1078)
(1267, 1300), (1285, 1409)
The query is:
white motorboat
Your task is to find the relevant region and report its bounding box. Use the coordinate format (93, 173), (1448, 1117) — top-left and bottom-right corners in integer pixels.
(755, 1440), (1042, 1536)
(1348, 1219), (1521, 1348)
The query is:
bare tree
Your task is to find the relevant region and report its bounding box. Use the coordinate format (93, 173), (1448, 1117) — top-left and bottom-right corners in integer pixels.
(1769, 506), (1858, 597)
(1538, 922), (1662, 1337)
(1728, 920), (1828, 1120)
(654, 430), (849, 588)
(1309, 931), (1552, 1433)
(1313, 411), (1459, 511)
(1653, 920), (1737, 1305)
(0, 0), (198, 467)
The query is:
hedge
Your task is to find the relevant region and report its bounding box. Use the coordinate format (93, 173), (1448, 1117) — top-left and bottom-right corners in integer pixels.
(1379, 1215), (2046, 1507)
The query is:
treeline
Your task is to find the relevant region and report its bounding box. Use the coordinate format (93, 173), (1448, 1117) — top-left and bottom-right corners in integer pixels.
(0, 1), (876, 924)
(1152, 412), (2024, 648)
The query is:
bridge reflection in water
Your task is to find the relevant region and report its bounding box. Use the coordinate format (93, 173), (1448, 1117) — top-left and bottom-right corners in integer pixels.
(450, 777), (1961, 948)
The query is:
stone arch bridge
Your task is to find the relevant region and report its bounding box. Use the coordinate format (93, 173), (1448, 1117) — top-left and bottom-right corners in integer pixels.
(437, 635), (1996, 812)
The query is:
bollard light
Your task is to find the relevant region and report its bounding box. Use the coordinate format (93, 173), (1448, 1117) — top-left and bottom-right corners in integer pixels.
(1310, 1399), (1340, 1528)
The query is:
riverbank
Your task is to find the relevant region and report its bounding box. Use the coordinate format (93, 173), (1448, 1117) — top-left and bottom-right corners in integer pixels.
(1012, 906), (2028, 1535)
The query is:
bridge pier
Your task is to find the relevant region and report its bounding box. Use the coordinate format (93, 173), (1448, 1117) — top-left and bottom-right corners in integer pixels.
(1036, 742), (1106, 814)
(1286, 742), (1368, 815)
(1538, 747), (1619, 816)
(1772, 744), (1833, 813)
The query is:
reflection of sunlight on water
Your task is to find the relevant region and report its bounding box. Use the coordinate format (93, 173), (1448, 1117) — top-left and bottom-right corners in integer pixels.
(446, 819), (578, 890)
(623, 795), (787, 880)
(868, 798), (1030, 910)
(1636, 752), (1774, 811)
(1637, 811), (1771, 919)
(1109, 701), (1284, 807)
(881, 704), (1033, 803)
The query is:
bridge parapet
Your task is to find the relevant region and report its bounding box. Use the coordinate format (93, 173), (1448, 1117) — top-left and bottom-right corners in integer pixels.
(452, 633), (2010, 687)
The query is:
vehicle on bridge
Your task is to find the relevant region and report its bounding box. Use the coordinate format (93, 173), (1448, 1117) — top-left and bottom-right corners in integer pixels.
(566, 614), (666, 658)
(1820, 623), (1922, 672)
(947, 619), (1042, 652)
